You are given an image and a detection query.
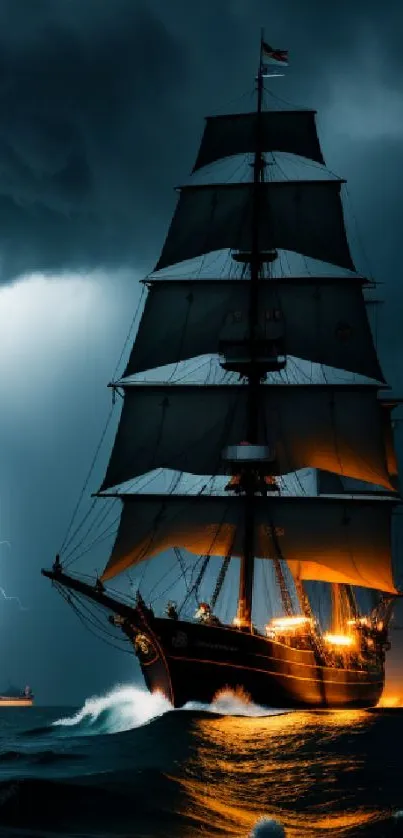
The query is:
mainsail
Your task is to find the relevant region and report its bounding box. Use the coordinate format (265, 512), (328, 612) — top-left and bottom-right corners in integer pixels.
(95, 35), (400, 631)
(101, 494), (398, 595)
(124, 278), (383, 381)
(100, 383), (394, 490)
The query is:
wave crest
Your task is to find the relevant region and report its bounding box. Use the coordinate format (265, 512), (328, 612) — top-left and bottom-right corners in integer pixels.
(53, 684), (283, 735)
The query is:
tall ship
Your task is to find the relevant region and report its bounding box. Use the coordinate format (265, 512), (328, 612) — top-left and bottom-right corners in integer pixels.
(43, 37), (401, 709)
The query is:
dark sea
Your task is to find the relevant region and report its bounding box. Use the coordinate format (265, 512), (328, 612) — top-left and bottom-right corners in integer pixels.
(0, 686), (402, 838)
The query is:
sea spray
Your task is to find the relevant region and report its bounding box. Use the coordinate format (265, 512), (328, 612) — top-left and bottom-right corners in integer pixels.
(208, 687), (284, 717)
(53, 685), (172, 734)
(53, 684), (286, 735)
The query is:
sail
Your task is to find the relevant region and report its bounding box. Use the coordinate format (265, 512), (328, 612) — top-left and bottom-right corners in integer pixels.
(316, 471), (392, 495)
(124, 277), (383, 381)
(101, 494), (398, 594)
(100, 384), (394, 491)
(155, 181), (355, 272)
(317, 402), (399, 495)
(193, 111), (324, 171)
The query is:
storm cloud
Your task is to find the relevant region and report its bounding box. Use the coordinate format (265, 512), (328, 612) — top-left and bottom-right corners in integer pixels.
(0, 0), (400, 280)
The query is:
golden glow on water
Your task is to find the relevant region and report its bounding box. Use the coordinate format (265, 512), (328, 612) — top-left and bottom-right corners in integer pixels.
(174, 705), (386, 838)
(377, 690), (403, 707)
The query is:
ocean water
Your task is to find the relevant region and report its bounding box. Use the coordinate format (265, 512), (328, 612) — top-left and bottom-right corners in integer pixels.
(0, 687), (401, 838)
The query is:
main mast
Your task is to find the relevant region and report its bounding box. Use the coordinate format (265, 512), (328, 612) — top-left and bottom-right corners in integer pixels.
(236, 35), (265, 630)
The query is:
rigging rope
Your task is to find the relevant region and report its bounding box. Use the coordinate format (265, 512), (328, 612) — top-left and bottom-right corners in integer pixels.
(179, 554), (211, 615)
(55, 584), (133, 655)
(211, 553), (231, 610)
(58, 283), (147, 558)
(111, 284), (146, 381)
(59, 402), (116, 555)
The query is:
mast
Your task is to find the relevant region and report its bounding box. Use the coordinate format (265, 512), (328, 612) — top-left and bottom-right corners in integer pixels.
(236, 33), (265, 630)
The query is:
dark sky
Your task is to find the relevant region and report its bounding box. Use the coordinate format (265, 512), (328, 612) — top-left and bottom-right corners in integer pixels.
(0, 0), (402, 704)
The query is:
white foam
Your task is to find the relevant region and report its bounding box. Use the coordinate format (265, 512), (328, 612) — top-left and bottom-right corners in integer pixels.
(53, 685), (172, 734)
(185, 689), (284, 718)
(53, 685), (287, 734)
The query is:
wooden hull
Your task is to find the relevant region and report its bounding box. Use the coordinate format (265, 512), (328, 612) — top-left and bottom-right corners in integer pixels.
(130, 618), (384, 709)
(0, 697), (33, 707)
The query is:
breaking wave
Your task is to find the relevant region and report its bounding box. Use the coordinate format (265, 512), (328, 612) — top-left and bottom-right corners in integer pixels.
(52, 684), (286, 735)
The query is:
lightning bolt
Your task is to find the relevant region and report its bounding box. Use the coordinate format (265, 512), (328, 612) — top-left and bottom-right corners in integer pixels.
(0, 586), (27, 611)
(0, 541), (28, 611)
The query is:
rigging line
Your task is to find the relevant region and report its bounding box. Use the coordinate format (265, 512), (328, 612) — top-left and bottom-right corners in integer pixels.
(178, 499), (235, 613)
(65, 518), (120, 564)
(272, 156), (291, 184)
(62, 586), (126, 642)
(55, 585), (112, 638)
(165, 290), (197, 384)
(57, 587), (134, 655)
(343, 185), (375, 282)
(172, 357), (212, 383)
(261, 560), (273, 619)
(225, 155), (252, 185)
(117, 467), (165, 497)
(279, 150), (340, 182)
(210, 84), (256, 116)
(211, 552), (232, 610)
(76, 595), (133, 639)
(63, 498), (120, 567)
(290, 357), (316, 384)
(64, 480), (190, 565)
(147, 554), (190, 601)
(173, 547), (191, 594)
(167, 470), (183, 494)
(150, 566), (190, 606)
(264, 86), (312, 114)
(138, 549), (151, 591)
(111, 284), (146, 381)
(179, 553), (211, 614)
(61, 282), (147, 557)
(66, 467), (168, 562)
(222, 569), (235, 624)
(59, 401), (116, 555)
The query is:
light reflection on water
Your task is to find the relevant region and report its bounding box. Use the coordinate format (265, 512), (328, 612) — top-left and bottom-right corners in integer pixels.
(176, 710), (388, 838)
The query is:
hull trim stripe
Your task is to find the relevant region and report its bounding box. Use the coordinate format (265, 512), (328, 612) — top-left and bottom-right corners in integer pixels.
(167, 654), (383, 686)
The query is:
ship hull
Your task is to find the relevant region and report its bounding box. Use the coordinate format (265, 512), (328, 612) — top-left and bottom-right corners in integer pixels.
(130, 618), (384, 709)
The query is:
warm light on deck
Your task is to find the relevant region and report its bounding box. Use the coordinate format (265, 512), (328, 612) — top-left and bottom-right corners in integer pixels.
(323, 633), (356, 647)
(266, 615), (312, 635)
(232, 616), (250, 628)
(347, 617), (369, 627)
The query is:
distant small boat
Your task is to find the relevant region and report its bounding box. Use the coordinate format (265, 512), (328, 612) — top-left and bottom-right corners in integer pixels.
(0, 685), (33, 707)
